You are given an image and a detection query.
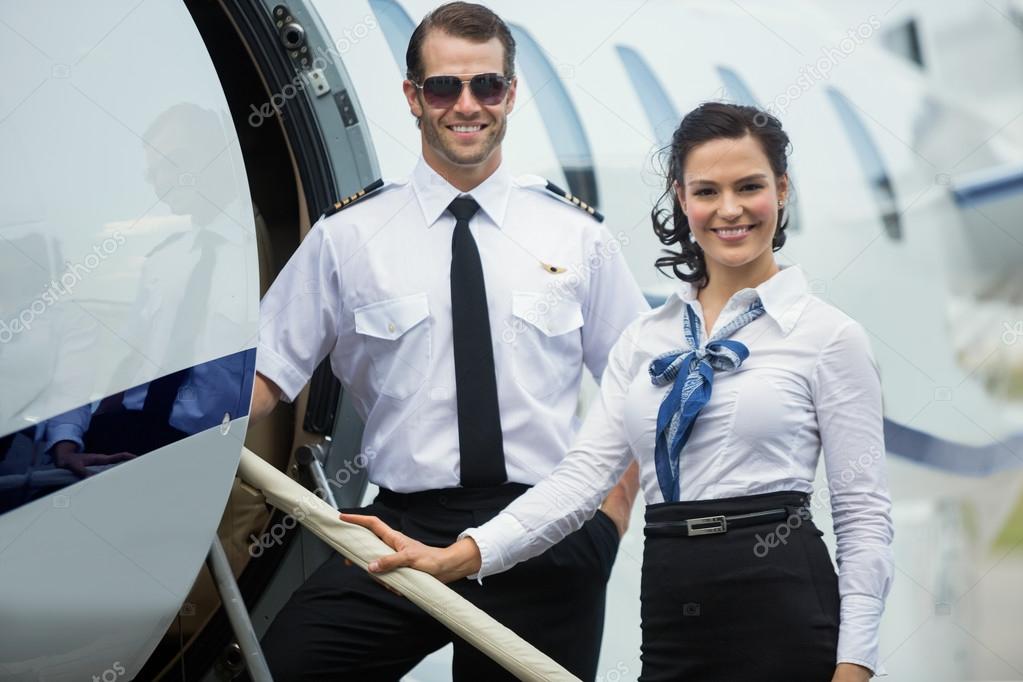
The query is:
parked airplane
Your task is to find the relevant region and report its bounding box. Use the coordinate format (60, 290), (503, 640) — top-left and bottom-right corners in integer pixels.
(1, 1), (1020, 680)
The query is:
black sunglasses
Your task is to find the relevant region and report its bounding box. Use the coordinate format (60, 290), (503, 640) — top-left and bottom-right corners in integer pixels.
(414, 73), (511, 108)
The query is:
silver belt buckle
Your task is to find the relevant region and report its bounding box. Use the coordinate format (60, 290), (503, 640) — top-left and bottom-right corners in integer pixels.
(686, 515), (727, 536)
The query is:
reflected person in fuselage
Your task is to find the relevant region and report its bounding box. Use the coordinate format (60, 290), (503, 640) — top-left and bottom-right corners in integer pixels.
(45, 103), (249, 473)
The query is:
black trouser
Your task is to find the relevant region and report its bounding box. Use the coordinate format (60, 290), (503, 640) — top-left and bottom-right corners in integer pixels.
(261, 483), (620, 681)
(640, 491), (840, 681)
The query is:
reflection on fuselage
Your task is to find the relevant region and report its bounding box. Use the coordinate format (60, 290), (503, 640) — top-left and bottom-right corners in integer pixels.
(0, 102), (257, 516)
(0, 347), (255, 516)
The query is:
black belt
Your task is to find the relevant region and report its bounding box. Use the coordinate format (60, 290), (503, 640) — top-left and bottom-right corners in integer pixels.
(376, 483), (530, 511)
(644, 505), (811, 537)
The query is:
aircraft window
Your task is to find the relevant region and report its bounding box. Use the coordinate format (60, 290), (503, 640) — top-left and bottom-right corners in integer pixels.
(826, 87), (903, 239)
(615, 45), (679, 146)
(716, 65), (802, 233)
(717, 65), (758, 107)
(368, 0), (416, 75)
(509, 24), (599, 207)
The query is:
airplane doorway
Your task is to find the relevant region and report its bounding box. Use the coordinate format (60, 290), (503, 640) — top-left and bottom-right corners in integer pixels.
(139, 1), (378, 678)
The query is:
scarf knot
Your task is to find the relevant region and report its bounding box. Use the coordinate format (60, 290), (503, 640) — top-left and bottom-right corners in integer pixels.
(648, 298), (766, 501)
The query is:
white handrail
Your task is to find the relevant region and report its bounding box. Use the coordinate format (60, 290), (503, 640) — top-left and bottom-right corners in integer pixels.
(237, 448), (580, 682)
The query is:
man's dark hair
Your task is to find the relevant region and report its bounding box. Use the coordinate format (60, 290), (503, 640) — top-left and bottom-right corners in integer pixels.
(406, 2), (516, 83)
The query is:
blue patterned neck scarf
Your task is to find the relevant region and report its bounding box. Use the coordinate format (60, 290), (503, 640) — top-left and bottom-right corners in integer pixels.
(649, 297), (766, 502)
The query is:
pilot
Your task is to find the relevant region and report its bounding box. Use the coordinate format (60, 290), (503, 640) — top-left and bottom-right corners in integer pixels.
(250, 2), (647, 679)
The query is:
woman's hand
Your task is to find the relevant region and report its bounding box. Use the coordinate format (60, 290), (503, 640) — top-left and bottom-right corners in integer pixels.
(340, 513), (483, 584)
(831, 662), (872, 682)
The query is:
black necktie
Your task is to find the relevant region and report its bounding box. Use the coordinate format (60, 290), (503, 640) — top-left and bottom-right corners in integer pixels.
(448, 197), (506, 487)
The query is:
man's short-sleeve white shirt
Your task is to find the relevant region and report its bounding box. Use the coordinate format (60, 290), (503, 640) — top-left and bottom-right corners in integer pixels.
(257, 158), (648, 492)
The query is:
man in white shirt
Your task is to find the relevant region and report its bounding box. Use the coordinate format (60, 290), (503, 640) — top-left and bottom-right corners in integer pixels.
(251, 3), (647, 679)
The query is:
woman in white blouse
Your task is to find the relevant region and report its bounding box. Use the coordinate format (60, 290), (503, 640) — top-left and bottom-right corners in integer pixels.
(343, 102), (894, 682)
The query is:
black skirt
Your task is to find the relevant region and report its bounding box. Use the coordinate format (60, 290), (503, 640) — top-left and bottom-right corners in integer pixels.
(640, 491), (839, 681)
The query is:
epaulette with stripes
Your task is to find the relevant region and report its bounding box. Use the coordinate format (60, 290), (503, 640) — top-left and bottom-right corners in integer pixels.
(321, 179), (385, 218)
(541, 181), (604, 222)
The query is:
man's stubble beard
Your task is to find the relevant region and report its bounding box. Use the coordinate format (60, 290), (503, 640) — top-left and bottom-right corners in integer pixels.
(422, 113), (507, 167)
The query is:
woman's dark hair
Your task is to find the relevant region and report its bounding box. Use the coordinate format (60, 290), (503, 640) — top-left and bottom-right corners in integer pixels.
(406, 2), (516, 83)
(651, 102), (792, 287)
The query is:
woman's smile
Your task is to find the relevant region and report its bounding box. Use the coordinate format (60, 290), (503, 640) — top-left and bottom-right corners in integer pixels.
(709, 223), (758, 241)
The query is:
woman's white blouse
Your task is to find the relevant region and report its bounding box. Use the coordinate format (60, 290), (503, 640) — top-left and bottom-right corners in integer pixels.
(463, 265), (895, 673)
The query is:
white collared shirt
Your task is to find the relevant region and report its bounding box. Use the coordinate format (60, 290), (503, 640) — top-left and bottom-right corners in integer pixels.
(463, 264), (895, 673)
(256, 158), (648, 492)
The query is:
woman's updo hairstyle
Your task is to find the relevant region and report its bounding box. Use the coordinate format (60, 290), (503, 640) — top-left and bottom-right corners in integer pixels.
(652, 102), (792, 287)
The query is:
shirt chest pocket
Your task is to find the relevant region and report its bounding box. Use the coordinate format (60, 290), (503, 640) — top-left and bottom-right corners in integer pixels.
(507, 291), (585, 400)
(353, 293), (431, 400)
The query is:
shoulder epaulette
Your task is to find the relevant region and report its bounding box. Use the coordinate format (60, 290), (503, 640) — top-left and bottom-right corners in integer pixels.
(540, 181), (604, 222)
(321, 179), (386, 218)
